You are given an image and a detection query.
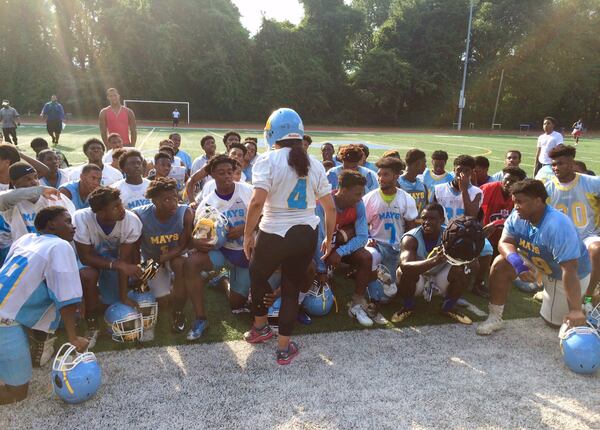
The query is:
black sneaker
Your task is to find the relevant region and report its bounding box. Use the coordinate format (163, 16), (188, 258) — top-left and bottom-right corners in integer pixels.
(171, 311), (187, 333)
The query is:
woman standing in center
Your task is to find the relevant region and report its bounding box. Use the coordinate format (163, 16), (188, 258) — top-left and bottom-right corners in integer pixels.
(243, 108), (336, 365)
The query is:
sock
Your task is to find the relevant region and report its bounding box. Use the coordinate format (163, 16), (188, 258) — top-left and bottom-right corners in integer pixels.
(298, 292), (307, 305)
(352, 294), (367, 307)
(489, 303), (504, 318)
(403, 296), (416, 310)
(441, 297), (457, 312)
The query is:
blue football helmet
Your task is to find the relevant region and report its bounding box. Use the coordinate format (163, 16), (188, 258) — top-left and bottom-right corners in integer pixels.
(127, 290), (158, 330)
(303, 280), (335, 316)
(367, 279), (388, 303)
(264, 108), (304, 148)
(193, 205), (228, 249)
(559, 325), (600, 374)
(104, 302), (144, 342)
(52, 343), (101, 404)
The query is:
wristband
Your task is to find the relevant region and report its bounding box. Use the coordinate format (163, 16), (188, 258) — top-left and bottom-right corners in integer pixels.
(506, 252), (529, 275)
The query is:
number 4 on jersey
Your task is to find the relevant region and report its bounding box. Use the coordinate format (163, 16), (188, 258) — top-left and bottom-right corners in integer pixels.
(287, 178), (308, 209)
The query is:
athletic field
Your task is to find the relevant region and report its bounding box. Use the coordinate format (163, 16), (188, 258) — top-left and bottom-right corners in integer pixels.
(3, 123), (598, 429)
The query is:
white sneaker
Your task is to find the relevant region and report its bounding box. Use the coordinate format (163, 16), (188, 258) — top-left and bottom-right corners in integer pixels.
(476, 315), (505, 335)
(372, 312), (389, 325)
(85, 328), (99, 350)
(348, 304), (374, 327)
(533, 291), (544, 302)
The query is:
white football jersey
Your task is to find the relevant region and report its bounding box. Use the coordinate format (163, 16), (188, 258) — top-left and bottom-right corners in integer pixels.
(111, 178), (151, 210)
(252, 148), (331, 236)
(0, 233), (82, 332)
(198, 182), (253, 250)
(0, 183), (11, 249)
(363, 188), (418, 248)
(433, 182), (482, 222)
(73, 208), (142, 258)
(69, 163), (123, 186)
(0, 190), (75, 241)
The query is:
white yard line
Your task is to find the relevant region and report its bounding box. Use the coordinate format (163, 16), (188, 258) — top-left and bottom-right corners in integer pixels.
(136, 127), (156, 151)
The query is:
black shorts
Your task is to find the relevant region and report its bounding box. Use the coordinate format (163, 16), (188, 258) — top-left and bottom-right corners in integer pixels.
(172, 118), (179, 125)
(47, 120), (62, 134)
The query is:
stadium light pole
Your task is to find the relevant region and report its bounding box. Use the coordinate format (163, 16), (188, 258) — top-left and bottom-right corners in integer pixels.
(456, 0), (474, 131)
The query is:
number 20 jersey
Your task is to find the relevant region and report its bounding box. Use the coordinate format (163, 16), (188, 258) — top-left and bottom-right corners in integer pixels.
(545, 173), (600, 240)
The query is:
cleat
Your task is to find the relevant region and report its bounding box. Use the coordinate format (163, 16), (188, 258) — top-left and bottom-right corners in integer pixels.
(84, 317), (99, 349)
(186, 319), (209, 341)
(348, 304), (374, 327)
(244, 324), (274, 344)
(476, 314), (505, 335)
(276, 341), (299, 365)
(440, 308), (473, 325)
(30, 335), (57, 368)
(371, 312), (389, 325)
(391, 307), (414, 323)
(171, 311), (187, 333)
(297, 311), (312, 325)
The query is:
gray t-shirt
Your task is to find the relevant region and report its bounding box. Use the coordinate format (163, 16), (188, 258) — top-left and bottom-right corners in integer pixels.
(0, 107), (19, 128)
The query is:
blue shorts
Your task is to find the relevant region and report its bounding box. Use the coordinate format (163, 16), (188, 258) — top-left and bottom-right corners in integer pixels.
(209, 249), (251, 298)
(0, 324), (32, 386)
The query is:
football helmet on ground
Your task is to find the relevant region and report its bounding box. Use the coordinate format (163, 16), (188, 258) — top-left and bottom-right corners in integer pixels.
(52, 343), (101, 404)
(559, 325), (600, 374)
(104, 302), (144, 342)
(303, 280), (336, 316)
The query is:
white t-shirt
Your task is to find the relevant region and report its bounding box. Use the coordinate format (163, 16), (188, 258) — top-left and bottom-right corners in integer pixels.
(0, 190), (75, 241)
(198, 182), (253, 250)
(73, 208), (142, 258)
(0, 233), (82, 332)
(433, 182), (482, 223)
(252, 148), (331, 237)
(172, 110), (180, 119)
(363, 188), (418, 249)
(537, 131), (564, 165)
(68, 163), (123, 186)
(191, 155), (208, 175)
(111, 179), (151, 210)
(198, 172), (247, 202)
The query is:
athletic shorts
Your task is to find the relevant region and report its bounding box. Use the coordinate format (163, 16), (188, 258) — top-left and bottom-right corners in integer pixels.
(0, 324), (32, 386)
(415, 264), (452, 298)
(539, 274), (590, 326)
(583, 235), (600, 248)
(47, 119), (62, 134)
(572, 130), (582, 137)
(209, 249), (251, 298)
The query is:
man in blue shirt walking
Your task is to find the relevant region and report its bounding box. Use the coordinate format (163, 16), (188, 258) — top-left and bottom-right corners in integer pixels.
(40, 95), (65, 145)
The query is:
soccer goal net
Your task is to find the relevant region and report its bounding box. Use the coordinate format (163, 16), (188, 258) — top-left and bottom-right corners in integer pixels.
(123, 100), (190, 124)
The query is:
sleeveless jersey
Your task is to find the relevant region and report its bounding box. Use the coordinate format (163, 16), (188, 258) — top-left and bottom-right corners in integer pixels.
(133, 204), (187, 260)
(545, 173), (600, 240)
(105, 106), (130, 145)
(420, 169), (453, 201)
(398, 175), (428, 215)
(60, 180), (89, 210)
(403, 225), (444, 260)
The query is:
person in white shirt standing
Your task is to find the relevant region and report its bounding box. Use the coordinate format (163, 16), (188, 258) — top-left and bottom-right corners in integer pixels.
(111, 149), (151, 210)
(242, 108), (336, 365)
(172, 107), (180, 128)
(0, 206), (88, 405)
(534, 116), (563, 182)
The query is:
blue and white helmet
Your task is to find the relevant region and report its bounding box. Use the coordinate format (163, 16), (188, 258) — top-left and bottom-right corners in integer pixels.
(52, 343), (101, 404)
(367, 279), (387, 303)
(104, 302), (144, 342)
(264, 108), (304, 148)
(127, 290), (158, 330)
(559, 325), (600, 374)
(303, 281), (335, 316)
(193, 205), (228, 249)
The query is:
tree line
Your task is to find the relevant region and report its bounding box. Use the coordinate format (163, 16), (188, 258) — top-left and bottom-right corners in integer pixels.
(1, 0), (599, 129)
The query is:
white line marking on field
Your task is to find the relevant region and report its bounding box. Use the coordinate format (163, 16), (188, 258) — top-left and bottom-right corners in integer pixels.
(70, 126), (98, 134)
(165, 346), (188, 376)
(136, 127), (155, 151)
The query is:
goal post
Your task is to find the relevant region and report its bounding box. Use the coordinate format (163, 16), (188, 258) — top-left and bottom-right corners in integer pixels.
(123, 100), (190, 124)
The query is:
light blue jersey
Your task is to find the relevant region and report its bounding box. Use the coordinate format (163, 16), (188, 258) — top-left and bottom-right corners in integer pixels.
(504, 205), (591, 280)
(134, 204), (187, 261)
(363, 161), (377, 172)
(326, 165), (378, 195)
(60, 180), (89, 210)
(420, 169), (454, 194)
(398, 175), (428, 214)
(403, 225), (444, 260)
(175, 149), (192, 171)
(545, 173), (600, 240)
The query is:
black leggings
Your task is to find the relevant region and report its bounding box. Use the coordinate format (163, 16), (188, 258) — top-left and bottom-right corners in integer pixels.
(250, 224), (317, 336)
